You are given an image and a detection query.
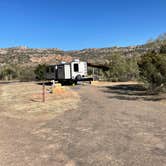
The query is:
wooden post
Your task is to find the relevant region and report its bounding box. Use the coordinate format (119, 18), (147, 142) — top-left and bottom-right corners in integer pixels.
(93, 67), (95, 80)
(42, 81), (45, 102)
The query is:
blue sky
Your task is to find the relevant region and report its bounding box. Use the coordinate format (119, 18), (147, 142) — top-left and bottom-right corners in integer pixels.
(0, 0), (165, 50)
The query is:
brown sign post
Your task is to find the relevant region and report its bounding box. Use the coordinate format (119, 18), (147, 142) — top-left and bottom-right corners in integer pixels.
(42, 81), (45, 102)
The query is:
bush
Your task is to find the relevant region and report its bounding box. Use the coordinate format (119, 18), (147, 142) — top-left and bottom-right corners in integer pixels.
(34, 64), (47, 80)
(18, 67), (36, 81)
(0, 65), (18, 80)
(138, 51), (166, 92)
(104, 54), (139, 82)
(160, 45), (166, 54)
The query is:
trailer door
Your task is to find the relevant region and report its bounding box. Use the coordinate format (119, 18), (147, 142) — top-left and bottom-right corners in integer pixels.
(64, 64), (71, 79)
(57, 65), (65, 79)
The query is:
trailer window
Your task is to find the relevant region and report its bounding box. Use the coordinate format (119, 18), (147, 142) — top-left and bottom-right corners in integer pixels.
(74, 64), (79, 72)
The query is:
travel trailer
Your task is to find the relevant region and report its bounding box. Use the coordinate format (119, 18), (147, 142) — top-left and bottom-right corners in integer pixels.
(45, 59), (93, 84)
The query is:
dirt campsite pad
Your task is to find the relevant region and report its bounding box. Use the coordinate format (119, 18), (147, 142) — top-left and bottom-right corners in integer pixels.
(0, 82), (80, 120)
(0, 82), (166, 166)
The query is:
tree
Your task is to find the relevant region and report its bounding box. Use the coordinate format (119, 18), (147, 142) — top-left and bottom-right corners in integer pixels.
(160, 44), (166, 54)
(138, 50), (166, 92)
(34, 64), (47, 80)
(0, 65), (17, 80)
(105, 54), (139, 82)
(125, 57), (139, 81)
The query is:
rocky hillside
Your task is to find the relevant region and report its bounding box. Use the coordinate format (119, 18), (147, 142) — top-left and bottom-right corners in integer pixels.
(0, 47), (67, 66)
(0, 45), (156, 66)
(66, 45), (153, 63)
(0, 34), (165, 66)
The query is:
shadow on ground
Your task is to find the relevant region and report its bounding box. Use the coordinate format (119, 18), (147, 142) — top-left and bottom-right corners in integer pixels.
(37, 82), (53, 86)
(102, 84), (166, 101)
(0, 81), (20, 84)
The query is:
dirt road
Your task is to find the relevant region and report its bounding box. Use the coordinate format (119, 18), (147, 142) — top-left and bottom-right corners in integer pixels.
(0, 83), (166, 166)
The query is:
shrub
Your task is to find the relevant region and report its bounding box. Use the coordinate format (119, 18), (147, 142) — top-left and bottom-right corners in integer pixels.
(104, 54), (139, 82)
(160, 44), (166, 54)
(138, 51), (166, 92)
(18, 67), (36, 82)
(0, 65), (18, 80)
(34, 64), (47, 80)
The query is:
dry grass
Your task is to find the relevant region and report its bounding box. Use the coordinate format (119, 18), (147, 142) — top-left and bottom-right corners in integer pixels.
(91, 81), (139, 86)
(0, 82), (80, 121)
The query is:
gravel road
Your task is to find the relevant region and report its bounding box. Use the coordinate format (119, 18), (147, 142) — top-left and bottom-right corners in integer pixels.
(0, 84), (166, 166)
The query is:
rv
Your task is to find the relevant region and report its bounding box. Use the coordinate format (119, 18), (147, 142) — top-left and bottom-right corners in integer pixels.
(45, 59), (93, 84)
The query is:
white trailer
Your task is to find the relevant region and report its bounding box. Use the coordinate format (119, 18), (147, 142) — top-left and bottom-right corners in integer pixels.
(45, 59), (93, 84)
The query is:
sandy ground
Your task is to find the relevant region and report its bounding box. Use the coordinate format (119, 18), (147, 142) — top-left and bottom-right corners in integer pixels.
(0, 82), (166, 166)
(0, 82), (80, 121)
